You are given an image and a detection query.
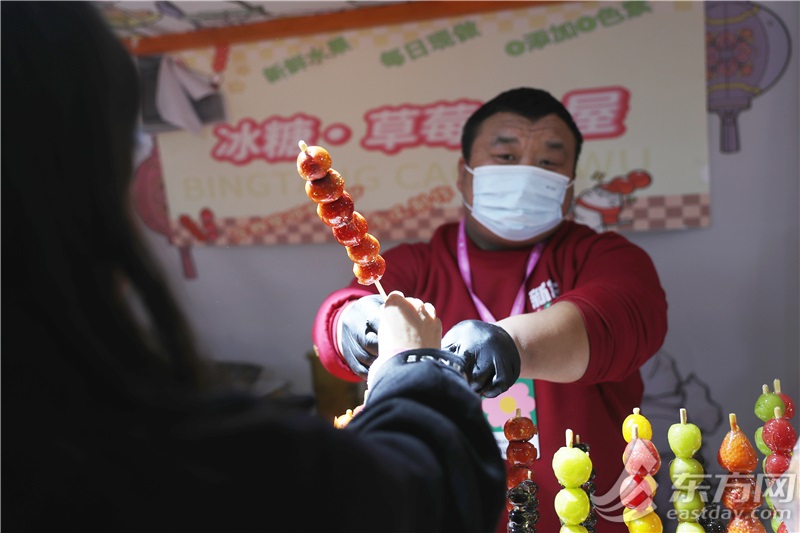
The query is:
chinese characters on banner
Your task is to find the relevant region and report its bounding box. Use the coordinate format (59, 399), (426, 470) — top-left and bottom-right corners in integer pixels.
(152, 1), (709, 248)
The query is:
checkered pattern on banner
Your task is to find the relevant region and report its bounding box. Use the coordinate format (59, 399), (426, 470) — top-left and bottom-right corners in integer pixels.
(170, 194), (709, 247)
(620, 193), (710, 231)
(371, 207), (462, 242)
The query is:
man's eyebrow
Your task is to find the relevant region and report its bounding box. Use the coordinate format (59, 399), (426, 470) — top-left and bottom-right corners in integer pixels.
(490, 135), (569, 154)
(544, 139), (567, 152)
(490, 135), (520, 147)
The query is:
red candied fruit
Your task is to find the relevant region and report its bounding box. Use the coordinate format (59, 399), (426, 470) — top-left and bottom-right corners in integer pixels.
(332, 211), (368, 247)
(317, 191), (354, 227)
(721, 476), (762, 512)
(506, 465), (533, 488)
(297, 143), (332, 181)
(764, 452), (791, 478)
(353, 255), (385, 285)
(503, 413), (537, 442)
(305, 169), (344, 204)
(762, 415), (797, 454)
(346, 233), (380, 264)
(727, 514), (767, 533)
(507, 441), (537, 468)
(623, 438), (661, 477)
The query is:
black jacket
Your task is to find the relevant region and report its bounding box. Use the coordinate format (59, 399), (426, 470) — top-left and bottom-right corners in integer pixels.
(4, 349), (505, 533)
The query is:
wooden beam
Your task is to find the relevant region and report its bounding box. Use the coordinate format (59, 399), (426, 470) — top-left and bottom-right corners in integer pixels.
(123, 1), (555, 56)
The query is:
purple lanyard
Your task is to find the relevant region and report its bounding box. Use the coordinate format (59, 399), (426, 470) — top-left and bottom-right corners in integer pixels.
(457, 219), (545, 322)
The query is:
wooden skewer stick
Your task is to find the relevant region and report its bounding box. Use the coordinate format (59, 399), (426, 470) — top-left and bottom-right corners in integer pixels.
(374, 280), (388, 300)
(729, 412), (738, 430)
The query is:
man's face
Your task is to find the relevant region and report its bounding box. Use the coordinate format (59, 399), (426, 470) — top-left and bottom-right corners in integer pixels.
(457, 112), (578, 250)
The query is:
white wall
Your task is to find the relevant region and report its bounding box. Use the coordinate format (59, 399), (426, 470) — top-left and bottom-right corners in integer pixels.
(141, 0), (799, 479)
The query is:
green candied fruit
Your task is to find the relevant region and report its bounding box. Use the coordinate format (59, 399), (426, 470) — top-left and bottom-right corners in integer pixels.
(754, 426), (772, 455)
(754, 387), (785, 422)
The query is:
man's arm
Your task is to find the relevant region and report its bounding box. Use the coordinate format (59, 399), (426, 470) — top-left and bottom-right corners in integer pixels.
(497, 300), (590, 383)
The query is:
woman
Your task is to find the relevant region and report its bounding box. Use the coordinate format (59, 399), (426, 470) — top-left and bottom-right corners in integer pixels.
(1, 3), (505, 532)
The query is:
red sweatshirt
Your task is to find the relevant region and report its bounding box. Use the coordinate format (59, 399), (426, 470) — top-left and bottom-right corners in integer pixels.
(312, 220), (668, 532)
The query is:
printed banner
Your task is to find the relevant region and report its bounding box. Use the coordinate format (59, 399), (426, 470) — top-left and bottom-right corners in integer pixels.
(149, 1), (709, 247)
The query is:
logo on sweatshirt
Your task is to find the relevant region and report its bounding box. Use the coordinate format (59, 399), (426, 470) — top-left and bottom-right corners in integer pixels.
(528, 280), (559, 311)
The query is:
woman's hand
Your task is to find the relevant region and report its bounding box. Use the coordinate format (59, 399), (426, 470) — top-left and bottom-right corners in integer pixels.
(368, 291), (442, 384)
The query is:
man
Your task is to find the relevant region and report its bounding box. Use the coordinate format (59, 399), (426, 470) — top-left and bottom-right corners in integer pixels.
(312, 87), (668, 532)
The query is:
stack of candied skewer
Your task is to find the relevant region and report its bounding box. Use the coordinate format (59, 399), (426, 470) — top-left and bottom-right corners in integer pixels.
(753, 380), (797, 533)
(620, 408), (663, 532)
(296, 140), (387, 297)
(504, 409), (540, 533)
(552, 428), (594, 532)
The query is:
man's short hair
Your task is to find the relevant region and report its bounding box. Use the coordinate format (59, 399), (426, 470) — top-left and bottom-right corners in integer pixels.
(460, 87), (583, 164)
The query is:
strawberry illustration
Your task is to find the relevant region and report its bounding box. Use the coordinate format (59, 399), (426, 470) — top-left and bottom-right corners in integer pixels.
(717, 413), (758, 473)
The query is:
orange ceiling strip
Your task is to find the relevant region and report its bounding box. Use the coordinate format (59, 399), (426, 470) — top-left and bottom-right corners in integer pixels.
(123, 1), (556, 56)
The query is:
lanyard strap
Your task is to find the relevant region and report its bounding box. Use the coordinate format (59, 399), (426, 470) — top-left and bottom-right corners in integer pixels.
(456, 219), (545, 322)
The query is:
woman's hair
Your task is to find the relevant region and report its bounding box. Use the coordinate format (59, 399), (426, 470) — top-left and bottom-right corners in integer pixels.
(3, 2), (210, 411)
(460, 87), (584, 164)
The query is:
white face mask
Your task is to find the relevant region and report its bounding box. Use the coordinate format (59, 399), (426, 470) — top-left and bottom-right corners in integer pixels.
(464, 164), (573, 242)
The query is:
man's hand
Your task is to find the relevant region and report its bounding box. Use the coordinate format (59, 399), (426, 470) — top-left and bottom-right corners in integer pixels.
(337, 294), (384, 378)
(441, 320), (521, 397)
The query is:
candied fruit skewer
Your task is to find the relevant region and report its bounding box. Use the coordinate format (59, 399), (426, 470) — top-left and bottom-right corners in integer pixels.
(552, 429), (593, 529)
(667, 408), (712, 530)
(619, 408), (663, 532)
(753, 387), (784, 530)
(717, 413), (766, 533)
(762, 406), (796, 476)
(297, 140), (387, 299)
(573, 434), (597, 532)
(503, 409), (539, 533)
(759, 403), (797, 533)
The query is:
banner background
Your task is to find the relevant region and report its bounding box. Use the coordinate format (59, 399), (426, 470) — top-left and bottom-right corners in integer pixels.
(151, 1), (709, 247)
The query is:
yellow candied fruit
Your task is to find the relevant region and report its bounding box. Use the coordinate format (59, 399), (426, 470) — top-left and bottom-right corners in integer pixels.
(559, 526), (589, 533)
(622, 408), (653, 442)
(623, 505), (654, 523)
(625, 510), (663, 533)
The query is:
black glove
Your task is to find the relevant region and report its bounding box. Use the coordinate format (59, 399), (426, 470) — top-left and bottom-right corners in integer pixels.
(338, 294), (384, 378)
(441, 320), (521, 398)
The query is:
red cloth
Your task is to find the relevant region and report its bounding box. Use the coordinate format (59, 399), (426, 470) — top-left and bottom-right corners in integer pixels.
(312, 220), (668, 532)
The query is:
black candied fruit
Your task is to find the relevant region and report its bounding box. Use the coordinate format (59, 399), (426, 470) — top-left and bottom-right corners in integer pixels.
(507, 522), (535, 533)
(509, 508), (532, 525)
(518, 479), (538, 497)
(507, 486), (532, 506)
(580, 512), (598, 527)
